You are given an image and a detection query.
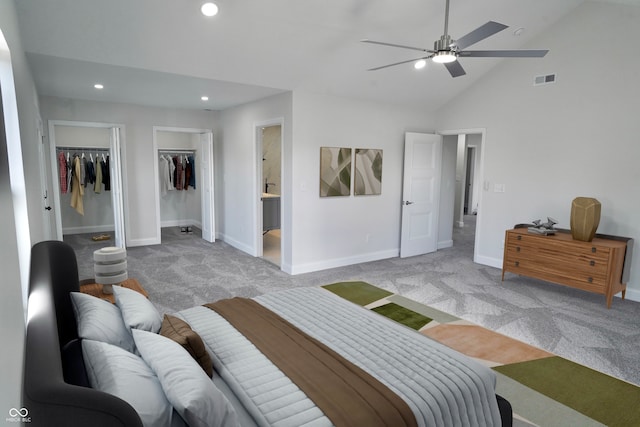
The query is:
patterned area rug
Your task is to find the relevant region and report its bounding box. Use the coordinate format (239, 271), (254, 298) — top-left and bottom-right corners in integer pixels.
(323, 281), (640, 427)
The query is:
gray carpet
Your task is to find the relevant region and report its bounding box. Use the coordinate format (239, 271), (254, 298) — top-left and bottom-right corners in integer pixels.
(64, 216), (640, 386)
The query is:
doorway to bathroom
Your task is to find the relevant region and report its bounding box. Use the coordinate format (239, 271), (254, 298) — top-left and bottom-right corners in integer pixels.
(256, 122), (282, 267)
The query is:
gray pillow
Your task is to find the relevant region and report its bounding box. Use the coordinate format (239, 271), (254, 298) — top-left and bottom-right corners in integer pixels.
(132, 329), (239, 427)
(82, 339), (177, 427)
(70, 292), (135, 353)
(113, 285), (162, 333)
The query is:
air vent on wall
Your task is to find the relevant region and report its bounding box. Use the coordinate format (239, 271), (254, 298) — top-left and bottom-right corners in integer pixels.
(534, 73), (556, 86)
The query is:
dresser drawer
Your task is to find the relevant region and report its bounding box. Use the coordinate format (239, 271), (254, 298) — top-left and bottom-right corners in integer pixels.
(507, 232), (610, 258)
(506, 258), (607, 292)
(504, 244), (609, 275)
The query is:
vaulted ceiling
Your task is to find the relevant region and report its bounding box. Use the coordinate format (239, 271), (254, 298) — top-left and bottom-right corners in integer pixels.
(14, 0), (633, 111)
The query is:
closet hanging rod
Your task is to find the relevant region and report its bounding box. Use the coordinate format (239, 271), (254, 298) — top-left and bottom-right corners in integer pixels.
(158, 150), (196, 155)
(56, 146), (110, 151)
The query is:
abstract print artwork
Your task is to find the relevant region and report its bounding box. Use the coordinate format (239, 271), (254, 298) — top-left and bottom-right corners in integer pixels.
(354, 148), (382, 196)
(320, 147), (352, 197)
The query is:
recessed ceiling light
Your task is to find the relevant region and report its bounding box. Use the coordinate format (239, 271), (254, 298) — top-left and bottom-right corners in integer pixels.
(94, 83), (104, 89)
(201, 96), (209, 101)
(201, 2), (218, 17)
(414, 59), (427, 70)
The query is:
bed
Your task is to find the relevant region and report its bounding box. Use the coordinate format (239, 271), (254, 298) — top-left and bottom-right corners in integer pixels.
(23, 241), (512, 427)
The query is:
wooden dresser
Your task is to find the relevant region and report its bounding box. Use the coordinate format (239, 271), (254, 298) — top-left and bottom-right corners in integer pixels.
(502, 228), (628, 308)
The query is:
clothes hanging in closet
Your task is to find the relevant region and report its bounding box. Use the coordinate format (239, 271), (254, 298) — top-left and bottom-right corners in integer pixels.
(57, 148), (111, 216)
(174, 156), (184, 190)
(159, 155), (174, 196)
(94, 157), (103, 193)
(70, 155), (84, 215)
(58, 152), (68, 194)
(103, 155), (111, 191)
(188, 155), (196, 189)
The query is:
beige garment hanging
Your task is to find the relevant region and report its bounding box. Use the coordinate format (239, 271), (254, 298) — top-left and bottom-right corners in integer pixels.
(70, 156), (84, 215)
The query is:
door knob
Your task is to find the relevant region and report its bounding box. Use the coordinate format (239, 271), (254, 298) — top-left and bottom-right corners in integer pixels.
(403, 201), (414, 205)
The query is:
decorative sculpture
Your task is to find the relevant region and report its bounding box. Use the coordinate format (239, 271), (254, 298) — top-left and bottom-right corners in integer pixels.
(528, 217), (558, 235)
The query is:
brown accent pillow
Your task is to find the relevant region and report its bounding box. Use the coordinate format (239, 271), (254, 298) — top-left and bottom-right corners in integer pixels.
(160, 314), (213, 377)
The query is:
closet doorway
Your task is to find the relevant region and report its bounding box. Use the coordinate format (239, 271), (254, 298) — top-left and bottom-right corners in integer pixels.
(153, 127), (215, 244)
(48, 120), (126, 248)
(255, 120), (283, 267)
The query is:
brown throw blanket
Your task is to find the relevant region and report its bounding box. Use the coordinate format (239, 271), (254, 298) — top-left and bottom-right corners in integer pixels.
(205, 297), (417, 427)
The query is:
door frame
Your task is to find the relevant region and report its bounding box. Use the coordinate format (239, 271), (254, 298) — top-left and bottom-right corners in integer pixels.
(48, 120), (127, 246)
(437, 128), (486, 263)
(253, 118), (284, 263)
(152, 126), (215, 244)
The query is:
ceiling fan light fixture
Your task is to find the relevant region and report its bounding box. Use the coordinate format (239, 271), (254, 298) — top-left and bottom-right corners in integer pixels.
(414, 59), (427, 70)
(201, 2), (219, 17)
(432, 51), (457, 64)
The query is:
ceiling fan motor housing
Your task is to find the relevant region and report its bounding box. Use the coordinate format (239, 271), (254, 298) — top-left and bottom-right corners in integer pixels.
(435, 35), (455, 52)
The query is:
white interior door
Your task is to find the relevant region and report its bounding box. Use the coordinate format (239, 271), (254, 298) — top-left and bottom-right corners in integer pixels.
(110, 127), (126, 247)
(400, 132), (442, 258)
(200, 131), (215, 242)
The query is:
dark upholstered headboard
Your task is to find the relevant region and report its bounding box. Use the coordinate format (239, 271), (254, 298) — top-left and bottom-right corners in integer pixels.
(23, 241), (142, 427)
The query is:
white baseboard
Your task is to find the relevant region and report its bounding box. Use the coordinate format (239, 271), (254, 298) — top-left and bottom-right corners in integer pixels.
(161, 219), (202, 228)
(289, 249), (399, 275)
(623, 287), (640, 303)
(127, 237), (160, 247)
(63, 225), (114, 235)
(438, 240), (453, 249)
(218, 233), (255, 256)
(474, 254), (502, 269)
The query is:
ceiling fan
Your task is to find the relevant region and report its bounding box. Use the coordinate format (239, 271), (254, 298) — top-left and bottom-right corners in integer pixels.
(361, 0), (549, 77)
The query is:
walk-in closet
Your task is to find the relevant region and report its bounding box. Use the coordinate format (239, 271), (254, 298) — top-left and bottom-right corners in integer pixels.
(49, 121), (126, 247)
(154, 127), (214, 243)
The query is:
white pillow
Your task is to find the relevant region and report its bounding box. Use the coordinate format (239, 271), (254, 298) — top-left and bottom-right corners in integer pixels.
(82, 339), (177, 427)
(113, 285), (162, 333)
(132, 329), (239, 427)
(70, 292), (135, 353)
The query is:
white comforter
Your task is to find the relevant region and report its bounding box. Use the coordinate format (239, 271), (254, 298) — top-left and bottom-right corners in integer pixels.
(177, 287), (502, 427)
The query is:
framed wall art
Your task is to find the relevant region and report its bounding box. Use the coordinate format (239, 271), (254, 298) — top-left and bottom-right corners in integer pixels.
(354, 148), (382, 196)
(319, 147), (351, 197)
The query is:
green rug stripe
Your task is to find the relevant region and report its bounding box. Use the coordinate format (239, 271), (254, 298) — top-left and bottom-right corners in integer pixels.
(371, 303), (432, 330)
(388, 295), (459, 324)
(494, 356), (640, 427)
(322, 281), (392, 306)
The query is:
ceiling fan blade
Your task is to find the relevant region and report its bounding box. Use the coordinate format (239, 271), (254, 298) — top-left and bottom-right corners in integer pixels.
(453, 21), (508, 50)
(368, 56), (432, 71)
(361, 39), (434, 54)
(444, 60), (466, 78)
(459, 49), (549, 58)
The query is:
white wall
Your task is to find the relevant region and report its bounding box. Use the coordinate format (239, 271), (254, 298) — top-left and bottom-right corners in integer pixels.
(39, 96), (218, 246)
(289, 91), (435, 274)
(0, 0), (42, 414)
(218, 92), (292, 264)
(437, 2), (640, 299)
